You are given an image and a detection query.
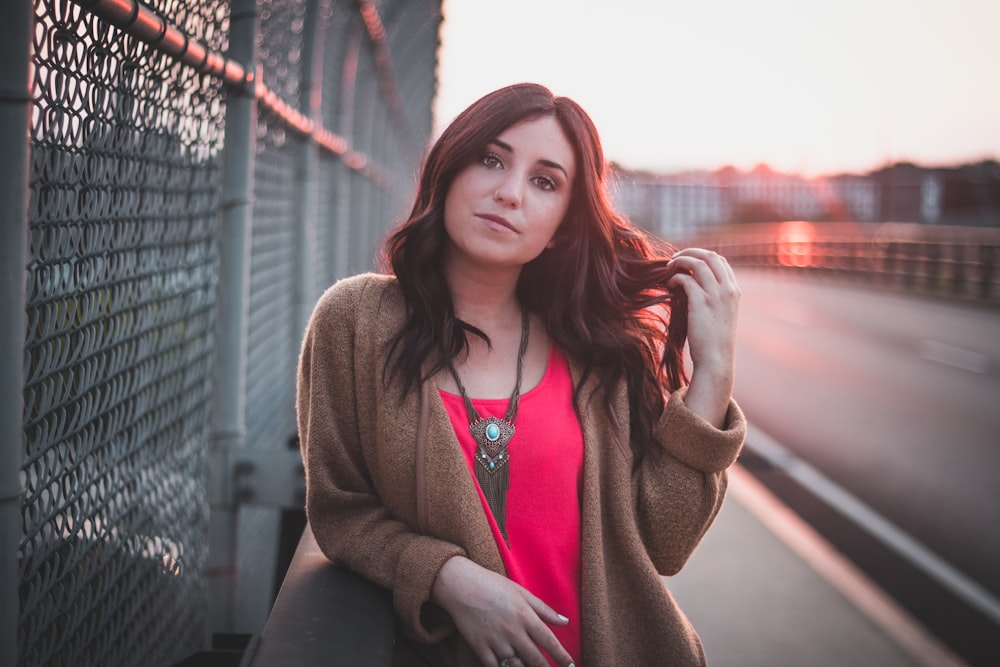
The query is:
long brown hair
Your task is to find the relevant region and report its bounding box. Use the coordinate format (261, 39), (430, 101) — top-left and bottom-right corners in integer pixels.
(382, 83), (688, 461)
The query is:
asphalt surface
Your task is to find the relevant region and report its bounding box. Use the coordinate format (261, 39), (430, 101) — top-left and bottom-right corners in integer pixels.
(667, 464), (967, 667)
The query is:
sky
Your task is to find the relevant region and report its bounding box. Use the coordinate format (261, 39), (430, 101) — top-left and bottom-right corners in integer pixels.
(433, 0), (1000, 177)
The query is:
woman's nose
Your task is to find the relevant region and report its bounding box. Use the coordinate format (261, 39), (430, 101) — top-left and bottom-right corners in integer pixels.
(493, 178), (522, 208)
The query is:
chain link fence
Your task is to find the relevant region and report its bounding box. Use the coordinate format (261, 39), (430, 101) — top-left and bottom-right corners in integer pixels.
(6, 1), (442, 664)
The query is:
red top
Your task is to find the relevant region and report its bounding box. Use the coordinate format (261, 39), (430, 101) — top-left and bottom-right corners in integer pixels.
(440, 343), (584, 665)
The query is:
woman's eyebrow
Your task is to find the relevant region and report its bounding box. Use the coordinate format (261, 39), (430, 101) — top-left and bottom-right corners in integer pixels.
(489, 138), (569, 179)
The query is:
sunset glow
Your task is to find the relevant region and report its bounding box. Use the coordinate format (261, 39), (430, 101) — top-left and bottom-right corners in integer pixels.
(777, 221), (816, 268)
(435, 0), (1000, 177)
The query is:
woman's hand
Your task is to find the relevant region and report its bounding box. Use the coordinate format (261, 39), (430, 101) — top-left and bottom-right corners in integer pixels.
(431, 556), (575, 667)
(666, 248), (741, 428)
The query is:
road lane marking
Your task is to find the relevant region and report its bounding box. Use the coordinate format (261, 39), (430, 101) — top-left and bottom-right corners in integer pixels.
(745, 424), (1000, 628)
(919, 339), (989, 374)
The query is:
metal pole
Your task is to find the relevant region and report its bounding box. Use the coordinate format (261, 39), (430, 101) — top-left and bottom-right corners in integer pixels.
(334, 26), (361, 278)
(354, 73), (376, 269)
(293, 0), (327, 338)
(369, 100), (388, 265)
(0, 3), (33, 664)
(207, 0), (258, 635)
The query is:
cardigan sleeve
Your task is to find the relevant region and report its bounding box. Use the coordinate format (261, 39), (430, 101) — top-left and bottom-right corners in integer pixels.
(297, 276), (465, 643)
(633, 386), (745, 575)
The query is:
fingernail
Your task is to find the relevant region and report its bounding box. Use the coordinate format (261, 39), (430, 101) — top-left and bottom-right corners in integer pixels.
(558, 614), (569, 622)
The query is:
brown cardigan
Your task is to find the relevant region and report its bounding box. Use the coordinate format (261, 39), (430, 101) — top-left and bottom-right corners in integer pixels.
(297, 273), (746, 666)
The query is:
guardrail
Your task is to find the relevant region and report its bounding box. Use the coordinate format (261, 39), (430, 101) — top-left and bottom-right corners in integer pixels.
(685, 221), (1000, 307)
(239, 526), (394, 667)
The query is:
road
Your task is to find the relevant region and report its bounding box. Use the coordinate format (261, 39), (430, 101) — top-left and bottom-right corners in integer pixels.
(732, 268), (1000, 665)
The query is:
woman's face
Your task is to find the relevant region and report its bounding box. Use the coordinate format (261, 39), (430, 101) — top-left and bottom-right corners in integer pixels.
(443, 115), (576, 275)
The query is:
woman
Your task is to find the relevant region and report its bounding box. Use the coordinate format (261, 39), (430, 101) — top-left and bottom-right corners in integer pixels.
(297, 83), (745, 666)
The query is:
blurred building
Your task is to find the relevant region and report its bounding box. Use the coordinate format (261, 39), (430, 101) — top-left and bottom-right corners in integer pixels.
(611, 168), (731, 239)
(870, 161), (1000, 227)
(613, 159), (1000, 237)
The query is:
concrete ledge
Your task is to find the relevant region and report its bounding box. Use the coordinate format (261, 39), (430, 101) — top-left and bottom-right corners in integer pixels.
(242, 525), (394, 666)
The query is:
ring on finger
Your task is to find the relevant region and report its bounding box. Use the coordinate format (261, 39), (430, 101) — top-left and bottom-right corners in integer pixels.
(498, 655), (520, 667)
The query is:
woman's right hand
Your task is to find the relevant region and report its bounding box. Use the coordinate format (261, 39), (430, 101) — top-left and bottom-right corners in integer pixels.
(430, 556), (575, 667)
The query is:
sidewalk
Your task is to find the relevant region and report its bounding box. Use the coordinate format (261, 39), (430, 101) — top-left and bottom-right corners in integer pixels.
(666, 464), (967, 667)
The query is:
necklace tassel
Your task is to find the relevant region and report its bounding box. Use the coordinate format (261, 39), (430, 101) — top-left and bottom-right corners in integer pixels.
(476, 455), (510, 544)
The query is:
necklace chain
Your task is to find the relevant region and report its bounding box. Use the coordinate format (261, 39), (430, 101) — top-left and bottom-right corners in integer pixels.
(448, 308), (530, 425)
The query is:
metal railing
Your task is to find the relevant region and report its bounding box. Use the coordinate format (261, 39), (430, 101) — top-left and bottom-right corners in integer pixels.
(240, 526), (394, 666)
(685, 221), (1000, 307)
(6, 1), (441, 665)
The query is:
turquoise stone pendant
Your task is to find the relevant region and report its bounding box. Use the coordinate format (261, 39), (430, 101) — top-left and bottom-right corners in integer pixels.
(469, 416), (514, 473)
(485, 422), (501, 441)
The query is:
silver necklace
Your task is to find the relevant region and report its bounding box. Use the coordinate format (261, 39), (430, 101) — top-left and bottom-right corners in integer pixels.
(447, 309), (530, 545)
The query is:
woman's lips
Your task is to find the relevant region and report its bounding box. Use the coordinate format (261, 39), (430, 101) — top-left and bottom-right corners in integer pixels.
(476, 213), (517, 233)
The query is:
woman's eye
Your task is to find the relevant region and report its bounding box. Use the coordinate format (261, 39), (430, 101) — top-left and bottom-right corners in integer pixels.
(533, 175), (557, 191)
(481, 153), (502, 169)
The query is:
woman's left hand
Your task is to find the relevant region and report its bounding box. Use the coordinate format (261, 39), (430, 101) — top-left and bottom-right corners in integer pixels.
(431, 556), (574, 667)
(666, 248), (741, 428)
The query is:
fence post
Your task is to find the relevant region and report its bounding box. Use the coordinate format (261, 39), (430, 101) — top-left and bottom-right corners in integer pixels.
(208, 0), (258, 635)
(353, 72), (377, 268)
(0, 4), (32, 663)
(293, 0), (326, 338)
(334, 26), (362, 278)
